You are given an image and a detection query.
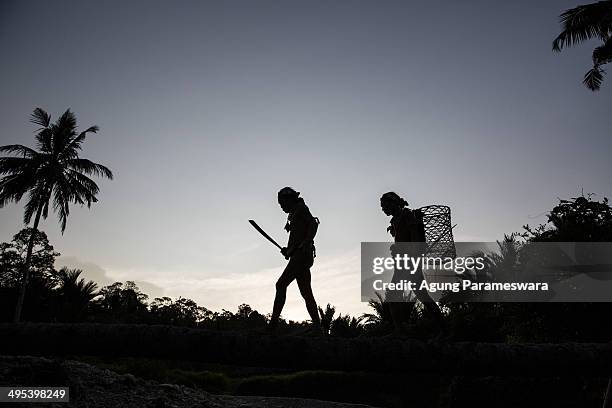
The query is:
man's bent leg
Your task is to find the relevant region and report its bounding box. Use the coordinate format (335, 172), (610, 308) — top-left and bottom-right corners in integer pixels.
(269, 262), (297, 329)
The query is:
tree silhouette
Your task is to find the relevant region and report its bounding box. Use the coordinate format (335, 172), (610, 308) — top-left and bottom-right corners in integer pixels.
(513, 194), (612, 342)
(0, 108), (113, 322)
(237, 303), (254, 319)
(93, 281), (149, 323)
(318, 303), (336, 335)
(0, 228), (59, 289)
(553, 1), (612, 91)
(0, 229), (60, 322)
(330, 314), (363, 338)
(149, 296), (211, 326)
(360, 292), (392, 327)
(56, 268), (98, 322)
(524, 194), (612, 241)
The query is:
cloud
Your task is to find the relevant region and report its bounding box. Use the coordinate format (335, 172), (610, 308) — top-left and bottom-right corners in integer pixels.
(56, 256), (114, 287)
(57, 249), (370, 321)
(149, 247), (368, 321)
(56, 256), (165, 299)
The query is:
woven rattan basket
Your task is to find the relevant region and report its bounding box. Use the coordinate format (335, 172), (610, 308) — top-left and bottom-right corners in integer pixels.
(419, 205), (456, 258)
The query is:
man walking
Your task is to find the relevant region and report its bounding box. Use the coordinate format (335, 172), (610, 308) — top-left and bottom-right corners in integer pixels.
(268, 187), (322, 334)
(380, 191), (443, 330)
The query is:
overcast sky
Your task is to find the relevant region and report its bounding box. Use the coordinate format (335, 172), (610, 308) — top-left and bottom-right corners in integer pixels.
(1, 0), (611, 319)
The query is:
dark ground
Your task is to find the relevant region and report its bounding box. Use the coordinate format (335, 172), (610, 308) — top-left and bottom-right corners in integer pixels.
(0, 323), (610, 407)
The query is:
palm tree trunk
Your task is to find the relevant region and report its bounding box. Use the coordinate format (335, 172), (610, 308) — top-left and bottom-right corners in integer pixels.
(13, 203), (44, 323)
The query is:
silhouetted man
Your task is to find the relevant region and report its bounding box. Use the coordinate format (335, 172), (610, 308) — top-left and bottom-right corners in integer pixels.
(380, 191), (443, 330)
(269, 187), (322, 334)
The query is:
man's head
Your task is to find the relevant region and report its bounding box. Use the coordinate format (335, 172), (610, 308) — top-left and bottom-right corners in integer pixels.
(278, 187), (300, 213)
(380, 191), (408, 216)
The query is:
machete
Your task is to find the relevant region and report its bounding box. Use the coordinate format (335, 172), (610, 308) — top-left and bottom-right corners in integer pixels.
(249, 220), (283, 250)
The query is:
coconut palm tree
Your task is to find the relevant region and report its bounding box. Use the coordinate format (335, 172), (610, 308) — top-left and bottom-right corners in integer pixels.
(0, 108), (113, 322)
(56, 268), (98, 321)
(553, 1), (612, 91)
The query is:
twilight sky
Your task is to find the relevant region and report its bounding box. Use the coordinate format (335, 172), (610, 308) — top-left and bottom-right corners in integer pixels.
(1, 0), (611, 319)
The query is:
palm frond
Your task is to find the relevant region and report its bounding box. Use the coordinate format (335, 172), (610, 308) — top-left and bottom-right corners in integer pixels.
(360, 292), (392, 325)
(55, 109), (77, 131)
(60, 126), (99, 159)
(593, 36), (612, 64)
(584, 65), (605, 90)
(35, 128), (53, 153)
(79, 280), (99, 299)
(58, 267), (98, 300)
(65, 158), (113, 179)
(50, 109), (78, 156)
(552, 1), (612, 51)
(66, 170), (100, 195)
(23, 188), (45, 225)
(0, 173), (37, 208)
(0, 157), (36, 175)
(52, 179), (70, 233)
(42, 197), (50, 219)
(30, 108), (51, 128)
(59, 267), (82, 282)
(0, 144), (39, 158)
(360, 312), (381, 324)
(63, 171), (99, 207)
